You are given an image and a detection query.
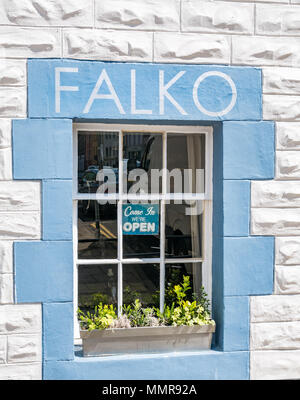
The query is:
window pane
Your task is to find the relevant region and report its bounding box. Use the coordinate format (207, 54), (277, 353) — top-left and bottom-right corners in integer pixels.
(165, 201), (203, 259)
(165, 262), (202, 305)
(167, 133), (205, 193)
(123, 132), (162, 194)
(123, 264), (160, 308)
(78, 131), (119, 194)
(122, 202), (160, 259)
(78, 264), (118, 312)
(78, 201), (117, 259)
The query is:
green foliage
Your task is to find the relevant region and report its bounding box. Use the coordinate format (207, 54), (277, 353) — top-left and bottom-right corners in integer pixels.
(78, 303), (117, 331)
(78, 276), (213, 331)
(158, 276), (213, 327)
(123, 299), (159, 327)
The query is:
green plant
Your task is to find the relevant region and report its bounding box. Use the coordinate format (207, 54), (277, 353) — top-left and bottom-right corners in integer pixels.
(158, 276), (213, 327)
(78, 303), (117, 331)
(123, 299), (160, 327)
(78, 276), (213, 330)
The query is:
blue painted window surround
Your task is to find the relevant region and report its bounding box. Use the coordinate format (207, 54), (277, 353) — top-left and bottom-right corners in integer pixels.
(12, 60), (275, 380)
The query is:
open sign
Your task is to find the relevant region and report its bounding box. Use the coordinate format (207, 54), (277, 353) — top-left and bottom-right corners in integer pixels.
(122, 204), (159, 235)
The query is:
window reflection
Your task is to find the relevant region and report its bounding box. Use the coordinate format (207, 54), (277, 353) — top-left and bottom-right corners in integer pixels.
(123, 132), (162, 194)
(78, 131), (119, 194)
(167, 134), (205, 193)
(165, 263), (202, 305)
(123, 264), (160, 308)
(78, 201), (117, 259)
(165, 201), (203, 259)
(78, 264), (118, 312)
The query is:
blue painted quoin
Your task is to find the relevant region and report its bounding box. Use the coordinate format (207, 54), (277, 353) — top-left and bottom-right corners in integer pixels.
(12, 59), (275, 380)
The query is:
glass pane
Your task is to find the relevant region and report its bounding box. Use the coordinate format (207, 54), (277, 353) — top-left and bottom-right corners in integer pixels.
(78, 201), (117, 259)
(123, 202), (160, 259)
(123, 132), (162, 194)
(167, 133), (205, 193)
(165, 201), (203, 259)
(78, 264), (118, 312)
(123, 264), (160, 308)
(78, 131), (119, 194)
(165, 262), (202, 306)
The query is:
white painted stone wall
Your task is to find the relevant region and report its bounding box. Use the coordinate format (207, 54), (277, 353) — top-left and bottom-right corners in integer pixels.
(0, 0), (300, 380)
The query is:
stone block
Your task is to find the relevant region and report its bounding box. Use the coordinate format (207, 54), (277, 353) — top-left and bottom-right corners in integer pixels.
(154, 32), (230, 64)
(276, 122), (300, 150)
(251, 295), (300, 323)
(251, 180), (300, 207)
(63, 29), (152, 61)
(0, 0), (93, 27)
(232, 36), (300, 67)
(252, 208), (300, 236)
(0, 27), (60, 58)
(96, 0), (180, 31)
(182, 0), (254, 34)
(275, 265), (300, 294)
(276, 237), (300, 265)
(7, 334), (41, 363)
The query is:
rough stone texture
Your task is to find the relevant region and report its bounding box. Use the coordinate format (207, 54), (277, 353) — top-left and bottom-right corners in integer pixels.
(0, 212), (40, 239)
(276, 122), (300, 150)
(0, 0), (300, 381)
(276, 151), (300, 179)
(0, 304), (41, 334)
(63, 29), (152, 61)
(7, 334), (41, 363)
(251, 295), (300, 323)
(0, 337), (6, 364)
(182, 0), (254, 34)
(251, 350), (300, 380)
(96, 0), (180, 31)
(263, 67), (300, 95)
(0, 362), (41, 380)
(0, 119), (11, 149)
(0, 60), (26, 86)
(0, 182), (40, 211)
(232, 36), (300, 66)
(275, 265), (300, 294)
(0, 274), (13, 304)
(0, 304), (42, 378)
(0, 0), (93, 27)
(154, 32), (230, 63)
(0, 148), (12, 180)
(264, 95), (300, 121)
(0, 87), (26, 118)
(251, 208), (300, 235)
(0, 27), (60, 58)
(0, 241), (12, 274)
(256, 4), (300, 36)
(251, 321), (300, 350)
(251, 180), (300, 207)
(276, 237), (300, 265)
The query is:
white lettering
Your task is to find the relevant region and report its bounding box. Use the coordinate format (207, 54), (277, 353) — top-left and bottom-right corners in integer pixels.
(131, 69), (152, 115)
(159, 70), (187, 115)
(83, 69), (125, 114)
(193, 71), (237, 117)
(55, 67), (78, 113)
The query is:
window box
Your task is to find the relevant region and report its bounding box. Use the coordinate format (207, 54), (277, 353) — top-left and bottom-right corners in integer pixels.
(80, 323), (216, 357)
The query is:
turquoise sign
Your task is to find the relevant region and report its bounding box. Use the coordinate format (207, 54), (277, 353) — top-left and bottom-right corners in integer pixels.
(122, 204), (159, 235)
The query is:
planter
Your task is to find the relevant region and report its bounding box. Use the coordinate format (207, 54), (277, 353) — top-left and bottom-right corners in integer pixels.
(80, 323), (215, 357)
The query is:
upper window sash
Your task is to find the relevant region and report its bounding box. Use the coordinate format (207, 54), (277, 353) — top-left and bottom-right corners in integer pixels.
(73, 123), (213, 201)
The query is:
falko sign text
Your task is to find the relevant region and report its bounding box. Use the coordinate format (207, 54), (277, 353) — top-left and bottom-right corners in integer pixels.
(27, 59), (262, 121)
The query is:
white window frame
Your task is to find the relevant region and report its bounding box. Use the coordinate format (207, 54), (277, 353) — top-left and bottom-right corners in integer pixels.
(73, 123), (213, 338)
